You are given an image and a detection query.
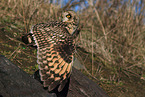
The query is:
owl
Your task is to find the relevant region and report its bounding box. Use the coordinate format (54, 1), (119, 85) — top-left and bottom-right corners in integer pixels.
(30, 11), (80, 92)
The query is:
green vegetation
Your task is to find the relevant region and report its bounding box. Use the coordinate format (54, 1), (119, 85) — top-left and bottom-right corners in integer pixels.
(0, 0), (145, 97)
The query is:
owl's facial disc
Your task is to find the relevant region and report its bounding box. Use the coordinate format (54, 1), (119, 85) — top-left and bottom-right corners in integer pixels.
(62, 12), (73, 22)
(62, 11), (79, 25)
(62, 10), (79, 23)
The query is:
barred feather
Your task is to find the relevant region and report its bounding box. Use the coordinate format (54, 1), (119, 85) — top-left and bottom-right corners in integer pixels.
(30, 11), (79, 92)
(31, 22), (74, 91)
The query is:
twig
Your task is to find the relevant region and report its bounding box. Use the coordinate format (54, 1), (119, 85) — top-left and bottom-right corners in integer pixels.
(91, 26), (94, 75)
(21, 0), (27, 33)
(87, 0), (107, 41)
(16, 59), (23, 65)
(95, 65), (103, 76)
(5, 35), (26, 45)
(17, 57), (32, 61)
(27, 8), (38, 33)
(125, 69), (141, 77)
(83, 54), (89, 63)
(93, 7), (107, 41)
(21, 51), (37, 59)
(8, 43), (21, 59)
(26, 0), (44, 33)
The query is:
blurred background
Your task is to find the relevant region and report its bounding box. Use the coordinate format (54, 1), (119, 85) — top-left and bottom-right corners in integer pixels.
(0, 0), (145, 97)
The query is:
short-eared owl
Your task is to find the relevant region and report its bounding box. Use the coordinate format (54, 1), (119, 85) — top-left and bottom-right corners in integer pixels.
(30, 11), (80, 92)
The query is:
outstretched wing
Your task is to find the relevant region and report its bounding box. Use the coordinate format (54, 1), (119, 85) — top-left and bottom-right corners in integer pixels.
(31, 22), (74, 91)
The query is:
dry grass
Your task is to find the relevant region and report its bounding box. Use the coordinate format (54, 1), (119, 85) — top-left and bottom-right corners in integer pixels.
(0, 0), (60, 34)
(77, 0), (145, 82)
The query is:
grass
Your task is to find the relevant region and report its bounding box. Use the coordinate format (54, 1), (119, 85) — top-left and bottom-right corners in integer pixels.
(0, 0), (145, 97)
(78, 0), (145, 79)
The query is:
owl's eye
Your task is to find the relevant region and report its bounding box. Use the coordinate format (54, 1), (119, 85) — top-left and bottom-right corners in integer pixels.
(66, 14), (72, 19)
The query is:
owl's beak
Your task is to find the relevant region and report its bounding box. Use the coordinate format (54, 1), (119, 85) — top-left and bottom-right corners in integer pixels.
(62, 17), (68, 22)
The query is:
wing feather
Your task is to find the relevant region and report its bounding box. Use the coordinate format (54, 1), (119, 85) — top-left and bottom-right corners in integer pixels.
(31, 22), (74, 91)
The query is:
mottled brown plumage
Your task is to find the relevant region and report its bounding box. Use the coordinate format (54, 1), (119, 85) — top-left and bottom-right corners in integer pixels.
(30, 11), (79, 92)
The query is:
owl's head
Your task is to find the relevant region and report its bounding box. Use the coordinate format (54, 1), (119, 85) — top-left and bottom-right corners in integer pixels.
(62, 11), (79, 25)
(62, 11), (79, 34)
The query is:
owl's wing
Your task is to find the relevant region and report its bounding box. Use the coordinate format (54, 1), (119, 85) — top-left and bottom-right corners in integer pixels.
(31, 22), (74, 92)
